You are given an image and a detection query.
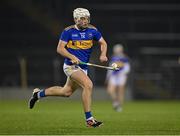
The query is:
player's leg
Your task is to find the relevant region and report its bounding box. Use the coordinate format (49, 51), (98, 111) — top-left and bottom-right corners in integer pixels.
(107, 82), (117, 101)
(71, 70), (92, 112)
(116, 75), (127, 112)
(43, 77), (79, 97)
(107, 77), (120, 110)
(117, 85), (125, 106)
(70, 69), (103, 127)
(29, 77), (79, 109)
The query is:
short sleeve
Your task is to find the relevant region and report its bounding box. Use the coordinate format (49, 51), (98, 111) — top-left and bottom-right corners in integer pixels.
(59, 30), (69, 42)
(122, 57), (129, 63)
(93, 29), (102, 41)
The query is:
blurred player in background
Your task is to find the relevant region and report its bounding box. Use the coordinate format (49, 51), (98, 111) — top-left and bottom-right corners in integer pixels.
(29, 8), (108, 127)
(106, 44), (130, 112)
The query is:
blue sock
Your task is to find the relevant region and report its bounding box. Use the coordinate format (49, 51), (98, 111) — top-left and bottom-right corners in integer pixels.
(85, 111), (92, 120)
(37, 89), (46, 99)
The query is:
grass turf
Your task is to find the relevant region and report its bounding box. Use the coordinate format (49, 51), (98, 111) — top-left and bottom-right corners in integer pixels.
(0, 99), (180, 135)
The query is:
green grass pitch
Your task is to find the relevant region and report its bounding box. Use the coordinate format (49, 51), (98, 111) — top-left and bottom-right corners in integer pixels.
(0, 99), (180, 135)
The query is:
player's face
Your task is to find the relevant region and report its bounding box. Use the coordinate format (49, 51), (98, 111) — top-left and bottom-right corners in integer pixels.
(75, 16), (89, 29)
(114, 48), (123, 55)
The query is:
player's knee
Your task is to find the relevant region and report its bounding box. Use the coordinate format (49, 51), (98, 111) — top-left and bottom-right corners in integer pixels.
(64, 91), (73, 97)
(107, 89), (113, 94)
(63, 86), (73, 97)
(107, 87), (115, 94)
(83, 81), (93, 91)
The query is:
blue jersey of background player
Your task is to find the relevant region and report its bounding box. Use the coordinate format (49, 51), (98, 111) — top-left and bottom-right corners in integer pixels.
(110, 52), (129, 75)
(60, 23), (102, 70)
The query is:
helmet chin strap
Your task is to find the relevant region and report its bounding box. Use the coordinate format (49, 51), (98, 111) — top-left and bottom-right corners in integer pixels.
(74, 17), (90, 30)
(75, 22), (88, 30)
(77, 24), (88, 30)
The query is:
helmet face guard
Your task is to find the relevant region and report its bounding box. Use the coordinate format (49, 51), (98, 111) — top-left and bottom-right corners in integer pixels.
(73, 8), (90, 29)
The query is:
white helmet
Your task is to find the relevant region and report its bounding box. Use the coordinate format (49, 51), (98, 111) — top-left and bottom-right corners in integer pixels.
(73, 8), (90, 21)
(113, 44), (124, 55)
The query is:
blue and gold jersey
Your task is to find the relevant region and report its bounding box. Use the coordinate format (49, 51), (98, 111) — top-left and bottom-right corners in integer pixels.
(60, 24), (102, 70)
(110, 55), (129, 64)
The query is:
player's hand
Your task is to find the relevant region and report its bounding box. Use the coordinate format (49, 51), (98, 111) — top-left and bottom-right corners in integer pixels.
(71, 56), (80, 64)
(99, 55), (108, 62)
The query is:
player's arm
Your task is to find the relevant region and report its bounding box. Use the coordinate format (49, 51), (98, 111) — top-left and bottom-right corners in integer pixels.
(57, 40), (80, 64)
(98, 37), (108, 62)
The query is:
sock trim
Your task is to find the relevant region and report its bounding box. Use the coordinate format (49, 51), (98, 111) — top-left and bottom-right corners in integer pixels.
(86, 117), (94, 121)
(37, 89), (46, 99)
(85, 111), (92, 120)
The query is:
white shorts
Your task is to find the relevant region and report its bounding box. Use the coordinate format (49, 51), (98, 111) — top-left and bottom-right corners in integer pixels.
(108, 74), (127, 86)
(63, 63), (87, 77)
(107, 63), (130, 86)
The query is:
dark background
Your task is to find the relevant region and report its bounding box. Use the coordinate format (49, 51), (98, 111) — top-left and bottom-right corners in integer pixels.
(1, 0), (180, 99)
